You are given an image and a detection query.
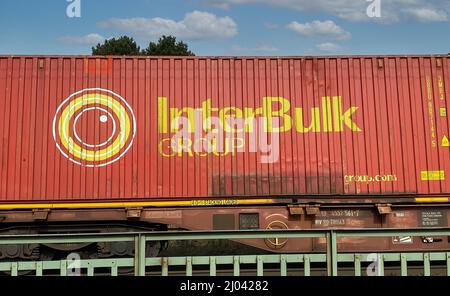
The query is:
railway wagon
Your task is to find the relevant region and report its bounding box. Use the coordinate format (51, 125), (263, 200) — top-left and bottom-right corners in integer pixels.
(0, 55), (450, 259)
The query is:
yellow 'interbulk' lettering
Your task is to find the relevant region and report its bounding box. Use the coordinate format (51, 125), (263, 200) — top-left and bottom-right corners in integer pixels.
(170, 106), (196, 132)
(158, 96), (168, 133)
(332, 96), (362, 132)
(295, 107), (321, 133)
(263, 97), (292, 132)
(219, 106), (243, 132)
(322, 96), (333, 132)
(158, 96), (362, 134)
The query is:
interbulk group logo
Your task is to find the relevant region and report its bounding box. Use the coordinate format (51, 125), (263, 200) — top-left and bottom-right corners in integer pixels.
(53, 88), (136, 167)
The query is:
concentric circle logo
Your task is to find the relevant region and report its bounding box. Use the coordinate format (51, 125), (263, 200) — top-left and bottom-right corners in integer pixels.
(53, 88), (136, 167)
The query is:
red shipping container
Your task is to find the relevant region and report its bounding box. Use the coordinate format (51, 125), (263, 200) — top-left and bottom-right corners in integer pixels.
(0, 55), (449, 203)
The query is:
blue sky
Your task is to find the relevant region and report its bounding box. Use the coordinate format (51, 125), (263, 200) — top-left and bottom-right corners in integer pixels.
(1, 0), (450, 56)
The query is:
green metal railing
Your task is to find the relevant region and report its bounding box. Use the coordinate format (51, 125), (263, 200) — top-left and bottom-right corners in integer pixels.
(0, 228), (449, 276)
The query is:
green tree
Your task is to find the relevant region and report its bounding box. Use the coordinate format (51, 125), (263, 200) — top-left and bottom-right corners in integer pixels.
(92, 36), (141, 56)
(143, 35), (195, 56)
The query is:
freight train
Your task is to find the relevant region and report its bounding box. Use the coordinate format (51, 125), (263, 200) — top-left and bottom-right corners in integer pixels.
(0, 55), (449, 260)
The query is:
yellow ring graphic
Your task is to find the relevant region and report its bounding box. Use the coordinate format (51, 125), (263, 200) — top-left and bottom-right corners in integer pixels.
(53, 88), (136, 167)
(58, 94), (131, 162)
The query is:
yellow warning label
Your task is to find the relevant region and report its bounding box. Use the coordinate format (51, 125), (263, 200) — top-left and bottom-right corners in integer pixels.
(442, 135), (450, 147)
(421, 170), (445, 181)
(440, 108), (447, 117)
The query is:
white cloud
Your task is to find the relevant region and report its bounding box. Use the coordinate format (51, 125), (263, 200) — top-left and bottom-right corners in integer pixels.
(58, 33), (105, 45)
(287, 20), (351, 40)
(231, 44), (279, 53)
(98, 11), (238, 40)
(207, 0), (450, 23)
(316, 42), (342, 52)
(403, 8), (448, 22)
(207, 0), (379, 21)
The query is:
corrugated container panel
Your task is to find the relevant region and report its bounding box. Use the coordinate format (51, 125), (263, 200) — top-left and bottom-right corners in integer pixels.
(0, 55), (449, 202)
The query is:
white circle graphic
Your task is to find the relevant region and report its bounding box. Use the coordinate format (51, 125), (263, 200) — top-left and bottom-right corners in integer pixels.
(52, 88), (137, 168)
(99, 115), (108, 123)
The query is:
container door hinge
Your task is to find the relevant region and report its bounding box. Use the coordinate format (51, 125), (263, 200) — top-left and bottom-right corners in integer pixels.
(376, 204), (392, 215)
(126, 207), (143, 219)
(32, 209), (50, 221)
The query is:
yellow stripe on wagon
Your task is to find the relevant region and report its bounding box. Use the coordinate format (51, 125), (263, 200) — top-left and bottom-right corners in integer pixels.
(415, 197), (449, 202)
(0, 199), (277, 210)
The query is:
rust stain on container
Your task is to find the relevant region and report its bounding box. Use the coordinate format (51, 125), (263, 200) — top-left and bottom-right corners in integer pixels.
(0, 55), (449, 202)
